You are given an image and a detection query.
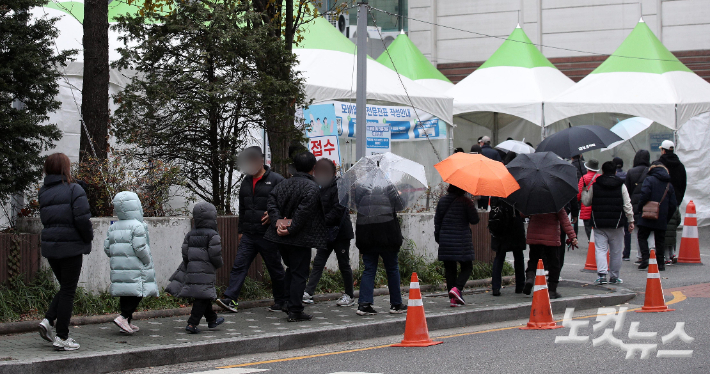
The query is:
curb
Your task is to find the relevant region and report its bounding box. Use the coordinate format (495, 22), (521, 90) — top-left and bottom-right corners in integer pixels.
(0, 277), (513, 336)
(0, 280), (633, 374)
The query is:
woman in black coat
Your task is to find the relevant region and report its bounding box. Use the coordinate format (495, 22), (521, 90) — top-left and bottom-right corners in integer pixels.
(636, 163), (677, 271)
(434, 184), (479, 306)
(37, 153), (93, 351)
(490, 197), (526, 296)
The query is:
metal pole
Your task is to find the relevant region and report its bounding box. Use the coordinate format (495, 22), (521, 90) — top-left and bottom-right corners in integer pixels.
(355, 1), (368, 160)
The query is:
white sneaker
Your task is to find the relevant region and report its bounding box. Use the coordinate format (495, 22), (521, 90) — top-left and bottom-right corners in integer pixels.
(113, 315), (133, 334)
(302, 292), (314, 304)
(53, 336), (80, 351)
(38, 318), (55, 342)
(336, 294), (356, 307)
(119, 323), (140, 333)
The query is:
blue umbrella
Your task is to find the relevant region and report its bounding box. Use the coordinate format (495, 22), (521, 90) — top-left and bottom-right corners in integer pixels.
(602, 117), (654, 152)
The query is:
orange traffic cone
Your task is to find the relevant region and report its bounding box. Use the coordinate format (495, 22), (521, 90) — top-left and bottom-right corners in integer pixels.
(636, 249), (675, 313)
(392, 273), (442, 347)
(520, 259), (563, 330)
(582, 229), (598, 272)
(678, 201), (702, 264)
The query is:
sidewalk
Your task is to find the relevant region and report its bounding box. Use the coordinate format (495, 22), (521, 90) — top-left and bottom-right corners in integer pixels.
(0, 280), (634, 374)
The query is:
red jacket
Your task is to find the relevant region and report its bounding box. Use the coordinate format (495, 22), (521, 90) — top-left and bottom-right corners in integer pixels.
(526, 209), (577, 247)
(577, 171), (599, 220)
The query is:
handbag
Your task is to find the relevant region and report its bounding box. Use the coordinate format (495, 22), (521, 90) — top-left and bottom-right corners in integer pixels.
(641, 183), (670, 220)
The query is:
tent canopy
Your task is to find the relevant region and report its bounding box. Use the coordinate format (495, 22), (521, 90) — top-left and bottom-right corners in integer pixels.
(295, 17), (453, 124)
(545, 19), (710, 130)
(376, 31), (453, 93)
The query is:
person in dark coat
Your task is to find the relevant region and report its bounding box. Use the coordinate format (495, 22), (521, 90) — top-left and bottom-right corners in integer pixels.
(303, 159), (356, 307)
(624, 149), (651, 261)
(636, 163), (678, 271)
(355, 183), (406, 316)
(479, 135), (502, 162)
(664, 208), (682, 265)
(571, 155), (587, 181)
(217, 146), (287, 314)
(658, 140), (687, 205)
(490, 197), (525, 296)
(435, 184), (480, 306)
(166, 202), (224, 333)
(265, 151), (327, 322)
(37, 153), (93, 351)
(613, 157), (627, 181)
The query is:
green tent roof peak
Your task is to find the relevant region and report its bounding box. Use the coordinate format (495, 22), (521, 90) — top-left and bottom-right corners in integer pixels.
(376, 32), (451, 82)
(591, 20), (692, 74)
(296, 16), (357, 54)
(478, 26), (556, 70)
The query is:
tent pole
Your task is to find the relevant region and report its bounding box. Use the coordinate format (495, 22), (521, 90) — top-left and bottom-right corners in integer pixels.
(355, 0), (369, 160)
(493, 112), (499, 145)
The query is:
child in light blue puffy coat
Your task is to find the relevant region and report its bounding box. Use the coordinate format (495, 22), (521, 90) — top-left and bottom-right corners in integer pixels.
(104, 191), (159, 334)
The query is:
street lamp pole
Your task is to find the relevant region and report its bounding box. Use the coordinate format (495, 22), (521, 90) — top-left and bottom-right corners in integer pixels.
(355, 0), (368, 160)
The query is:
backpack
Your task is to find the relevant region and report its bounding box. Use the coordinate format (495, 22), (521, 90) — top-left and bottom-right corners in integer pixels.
(488, 201), (514, 238)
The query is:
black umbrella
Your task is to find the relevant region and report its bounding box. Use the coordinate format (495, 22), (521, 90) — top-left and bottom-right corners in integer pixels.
(536, 125), (623, 159)
(504, 152), (578, 215)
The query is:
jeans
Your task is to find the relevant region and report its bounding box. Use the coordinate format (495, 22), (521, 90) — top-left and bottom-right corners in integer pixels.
(279, 245), (312, 314)
(638, 225), (666, 266)
(45, 255), (83, 340)
(188, 298), (218, 326)
(224, 234), (286, 305)
(358, 249), (402, 306)
(305, 239), (354, 298)
(526, 244), (561, 284)
(492, 249), (525, 291)
(583, 219), (593, 242)
(622, 223), (632, 258)
(443, 261), (472, 292)
(120, 296), (143, 322)
(594, 227), (625, 279)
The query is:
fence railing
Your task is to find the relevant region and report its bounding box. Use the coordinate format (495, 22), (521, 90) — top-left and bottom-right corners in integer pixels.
(215, 216), (263, 286)
(472, 212), (494, 264)
(0, 233), (41, 284)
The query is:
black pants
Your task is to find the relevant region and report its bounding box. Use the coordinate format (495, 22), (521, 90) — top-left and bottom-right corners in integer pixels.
(492, 249), (525, 291)
(188, 299), (218, 326)
(120, 296), (143, 322)
(558, 231), (567, 270)
(622, 223), (632, 258)
(638, 226), (666, 266)
(526, 244), (561, 284)
(45, 255), (83, 340)
(305, 239), (354, 298)
(280, 245), (312, 314)
(443, 261), (473, 292)
(224, 234), (286, 305)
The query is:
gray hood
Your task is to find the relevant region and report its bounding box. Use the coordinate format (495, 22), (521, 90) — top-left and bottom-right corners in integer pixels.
(193, 202), (218, 230)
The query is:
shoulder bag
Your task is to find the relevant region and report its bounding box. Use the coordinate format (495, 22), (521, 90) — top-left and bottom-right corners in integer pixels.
(641, 183), (670, 220)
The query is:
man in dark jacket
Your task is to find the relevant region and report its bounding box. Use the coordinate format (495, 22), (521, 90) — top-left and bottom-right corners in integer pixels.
(624, 149), (651, 261)
(217, 147), (286, 314)
(479, 135), (502, 162)
(265, 151), (327, 322)
(658, 140), (687, 205)
(636, 163), (678, 271)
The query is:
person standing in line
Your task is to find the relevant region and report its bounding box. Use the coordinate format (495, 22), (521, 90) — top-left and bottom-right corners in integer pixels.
(624, 150), (651, 262)
(523, 209), (578, 299)
(664, 208), (682, 265)
(265, 152), (327, 322)
(37, 153), (93, 351)
(613, 157), (627, 181)
(104, 191), (159, 335)
(636, 163), (678, 271)
(303, 159), (356, 307)
(584, 162), (635, 285)
(478, 136), (502, 162)
(569, 154), (587, 236)
(577, 159), (601, 242)
(217, 147), (287, 314)
(658, 140), (687, 264)
(166, 202), (225, 334)
(434, 184), (480, 306)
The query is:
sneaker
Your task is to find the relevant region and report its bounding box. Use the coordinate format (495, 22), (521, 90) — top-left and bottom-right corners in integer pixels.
(185, 324), (200, 334)
(287, 312), (313, 322)
(638, 261), (648, 270)
(634, 260), (642, 265)
(449, 298), (459, 308)
(216, 298), (238, 313)
(119, 324), (140, 334)
(594, 276), (607, 285)
(665, 259), (673, 266)
(268, 303), (284, 312)
(671, 255), (678, 264)
(336, 294), (356, 307)
(609, 277), (623, 284)
(390, 304), (408, 314)
(53, 336), (80, 351)
(302, 292), (314, 305)
(38, 318), (55, 342)
(622, 257), (630, 262)
(356, 304), (378, 316)
(208, 317), (224, 328)
(492, 289), (501, 297)
(113, 315), (133, 334)
(448, 287), (465, 305)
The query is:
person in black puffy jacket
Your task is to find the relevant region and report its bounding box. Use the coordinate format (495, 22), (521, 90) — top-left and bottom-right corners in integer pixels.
(303, 159), (356, 307)
(636, 163), (677, 271)
(435, 184), (479, 306)
(37, 153), (93, 351)
(624, 149), (650, 261)
(217, 147), (286, 314)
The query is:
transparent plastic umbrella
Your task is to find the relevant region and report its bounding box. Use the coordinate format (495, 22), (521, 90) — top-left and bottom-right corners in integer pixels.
(338, 152), (427, 224)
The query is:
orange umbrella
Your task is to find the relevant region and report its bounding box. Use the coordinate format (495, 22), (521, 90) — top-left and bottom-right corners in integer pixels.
(434, 153), (520, 197)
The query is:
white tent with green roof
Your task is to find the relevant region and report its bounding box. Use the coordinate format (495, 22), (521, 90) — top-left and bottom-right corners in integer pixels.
(294, 17), (453, 124)
(376, 31), (453, 93)
(446, 25), (574, 148)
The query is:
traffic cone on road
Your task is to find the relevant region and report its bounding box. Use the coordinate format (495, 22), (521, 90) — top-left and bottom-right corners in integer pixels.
(678, 201), (702, 264)
(582, 229), (598, 272)
(392, 273), (442, 347)
(520, 260), (563, 330)
(636, 249), (675, 313)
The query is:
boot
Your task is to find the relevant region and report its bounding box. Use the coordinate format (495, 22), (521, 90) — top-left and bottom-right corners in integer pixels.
(548, 281), (561, 299)
(522, 271), (535, 295)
